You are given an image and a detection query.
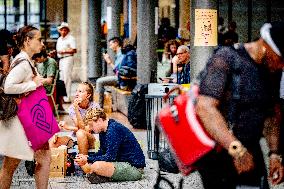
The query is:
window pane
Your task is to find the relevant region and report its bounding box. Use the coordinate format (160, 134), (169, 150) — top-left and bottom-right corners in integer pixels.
(29, 0), (39, 14)
(0, 0), (4, 14)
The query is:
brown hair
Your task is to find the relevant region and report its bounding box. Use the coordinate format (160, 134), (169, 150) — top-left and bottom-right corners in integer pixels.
(16, 25), (39, 49)
(84, 108), (107, 124)
(81, 82), (94, 102)
(164, 39), (180, 59)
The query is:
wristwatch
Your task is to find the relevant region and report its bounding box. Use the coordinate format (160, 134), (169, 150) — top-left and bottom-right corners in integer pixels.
(228, 140), (247, 159)
(269, 153), (283, 163)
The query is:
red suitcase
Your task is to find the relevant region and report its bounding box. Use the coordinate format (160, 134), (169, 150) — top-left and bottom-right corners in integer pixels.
(158, 84), (215, 175)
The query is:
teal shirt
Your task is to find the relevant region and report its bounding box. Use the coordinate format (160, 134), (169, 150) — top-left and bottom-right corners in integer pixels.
(36, 57), (57, 93)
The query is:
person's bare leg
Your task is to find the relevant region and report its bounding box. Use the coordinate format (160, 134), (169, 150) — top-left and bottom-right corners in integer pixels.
(34, 143), (51, 189)
(90, 161), (115, 177)
(87, 132), (96, 150)
(76, 129), (96, 155)
(0, 156), (21, 189)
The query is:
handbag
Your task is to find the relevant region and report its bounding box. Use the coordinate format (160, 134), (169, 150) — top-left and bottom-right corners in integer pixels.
(17, 85), (60, 151)
(158, 84), (216, 176)
(0, 58), (26, 121)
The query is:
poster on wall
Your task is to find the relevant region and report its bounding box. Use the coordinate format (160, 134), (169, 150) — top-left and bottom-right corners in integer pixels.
(107, 7), (112, 30)
(194, 9), (217, 46)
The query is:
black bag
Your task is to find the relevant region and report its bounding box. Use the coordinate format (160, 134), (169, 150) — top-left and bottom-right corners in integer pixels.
(56, 79), (67, 97)
(158, 147), (179, 174)
(127, 84), (148, 129)
(0, 88), (18, 121)
(25, 160), (36, 176)
(118, 66), (137, 78)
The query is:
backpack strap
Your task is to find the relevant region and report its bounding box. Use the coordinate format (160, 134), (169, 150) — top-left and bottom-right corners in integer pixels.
(10, 58), (37, 76)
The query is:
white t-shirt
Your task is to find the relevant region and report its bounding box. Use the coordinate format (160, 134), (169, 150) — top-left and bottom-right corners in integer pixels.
(56, 34), (76, 58)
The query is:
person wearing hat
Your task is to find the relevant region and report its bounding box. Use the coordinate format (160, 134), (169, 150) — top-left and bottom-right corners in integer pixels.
(56, 22), (77, 103)
(195, 22), (284, 189)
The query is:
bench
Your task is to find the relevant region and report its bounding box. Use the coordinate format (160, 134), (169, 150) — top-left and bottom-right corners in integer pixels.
(110, 86), (132, 116)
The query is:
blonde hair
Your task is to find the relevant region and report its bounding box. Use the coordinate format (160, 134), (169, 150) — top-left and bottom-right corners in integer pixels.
(84, 108), (107, 124)
(80, 82), (94, 101)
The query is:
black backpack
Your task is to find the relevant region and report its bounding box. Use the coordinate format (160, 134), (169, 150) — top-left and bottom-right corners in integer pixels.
(127, 84), (148, 129)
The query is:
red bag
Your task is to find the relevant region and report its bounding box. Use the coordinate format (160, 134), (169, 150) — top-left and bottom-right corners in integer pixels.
(158, 84), (215, 175)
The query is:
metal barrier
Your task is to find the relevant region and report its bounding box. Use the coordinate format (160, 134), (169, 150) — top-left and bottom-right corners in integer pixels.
(145, 94), (175, 159)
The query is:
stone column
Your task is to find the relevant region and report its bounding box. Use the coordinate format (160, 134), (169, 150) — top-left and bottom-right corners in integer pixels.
(106, 0), (122, 75)
(129, 0), (137, 44)
(179, 0), (190, 40)
(80, 0), (88, 81)
(190, 0), (218, 79)
(137, 0), (158, 83)
(87, 0), (102, 81)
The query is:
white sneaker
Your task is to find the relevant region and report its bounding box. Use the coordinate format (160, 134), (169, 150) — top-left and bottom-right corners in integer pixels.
(63, 97), (71, 103)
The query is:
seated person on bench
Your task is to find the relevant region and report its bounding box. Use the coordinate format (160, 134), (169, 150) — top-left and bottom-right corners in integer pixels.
(96, 37), (124, 108)
(118, 44), (137, 91)
(75, 108), (145, 184)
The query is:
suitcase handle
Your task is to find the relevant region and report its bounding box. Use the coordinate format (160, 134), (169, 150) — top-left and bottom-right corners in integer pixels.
(163, 85), (183, 103)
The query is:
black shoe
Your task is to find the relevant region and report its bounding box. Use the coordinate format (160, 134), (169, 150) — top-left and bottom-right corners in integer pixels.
(58, 109), (68, 115)
(25, 160), (36, 176)
(86, 173), (111, 184)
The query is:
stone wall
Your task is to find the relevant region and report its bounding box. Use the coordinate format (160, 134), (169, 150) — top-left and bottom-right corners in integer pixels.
(68, 0), (88, 82)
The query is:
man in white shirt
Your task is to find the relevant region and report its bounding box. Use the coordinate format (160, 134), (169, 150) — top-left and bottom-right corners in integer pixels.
(56, 22), (77, 103)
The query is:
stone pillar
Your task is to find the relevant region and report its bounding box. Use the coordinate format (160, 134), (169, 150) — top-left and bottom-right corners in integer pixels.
(68, 0), (82, 81)
(179, 0), (190, 40)
(87, 0), (102, 81)
(129, 0), (137, 44)
(106, 0), (122, 75)
(80, 0), (88, 81)
(190, 0), (218, 79)
(137, 0), (158, 83)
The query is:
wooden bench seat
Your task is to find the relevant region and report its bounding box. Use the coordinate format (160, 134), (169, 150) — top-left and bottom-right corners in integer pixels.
(110, 86), (132, 116)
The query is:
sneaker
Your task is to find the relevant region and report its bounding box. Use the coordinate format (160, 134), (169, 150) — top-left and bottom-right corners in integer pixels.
(63, 97), (71, 103)
(58, 109), (68, 115)
(86, 173), (111, 184)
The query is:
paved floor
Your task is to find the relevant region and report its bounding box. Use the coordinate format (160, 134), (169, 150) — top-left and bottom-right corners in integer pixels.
(2, 82), (284, 188)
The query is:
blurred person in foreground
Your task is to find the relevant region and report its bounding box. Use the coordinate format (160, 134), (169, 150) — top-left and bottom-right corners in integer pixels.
(0, 25), (49, 189)
(196, 22), (284, 188)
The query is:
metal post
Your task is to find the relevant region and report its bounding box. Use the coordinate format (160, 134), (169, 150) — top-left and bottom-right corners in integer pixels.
(64, 0), (68, 22)
(24, 0), (28, 25)
(190, 0), (218, 79)
(4, 0), (7, 29)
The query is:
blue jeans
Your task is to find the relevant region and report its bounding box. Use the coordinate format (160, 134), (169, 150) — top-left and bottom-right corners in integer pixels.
(96, 76), (117, 107)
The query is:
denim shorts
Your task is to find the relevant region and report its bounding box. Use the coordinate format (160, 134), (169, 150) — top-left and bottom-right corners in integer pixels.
(111, 162), (143, 181)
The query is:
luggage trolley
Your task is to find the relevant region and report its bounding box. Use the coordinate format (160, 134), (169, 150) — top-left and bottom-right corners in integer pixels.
(145, 83), (177, 159)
